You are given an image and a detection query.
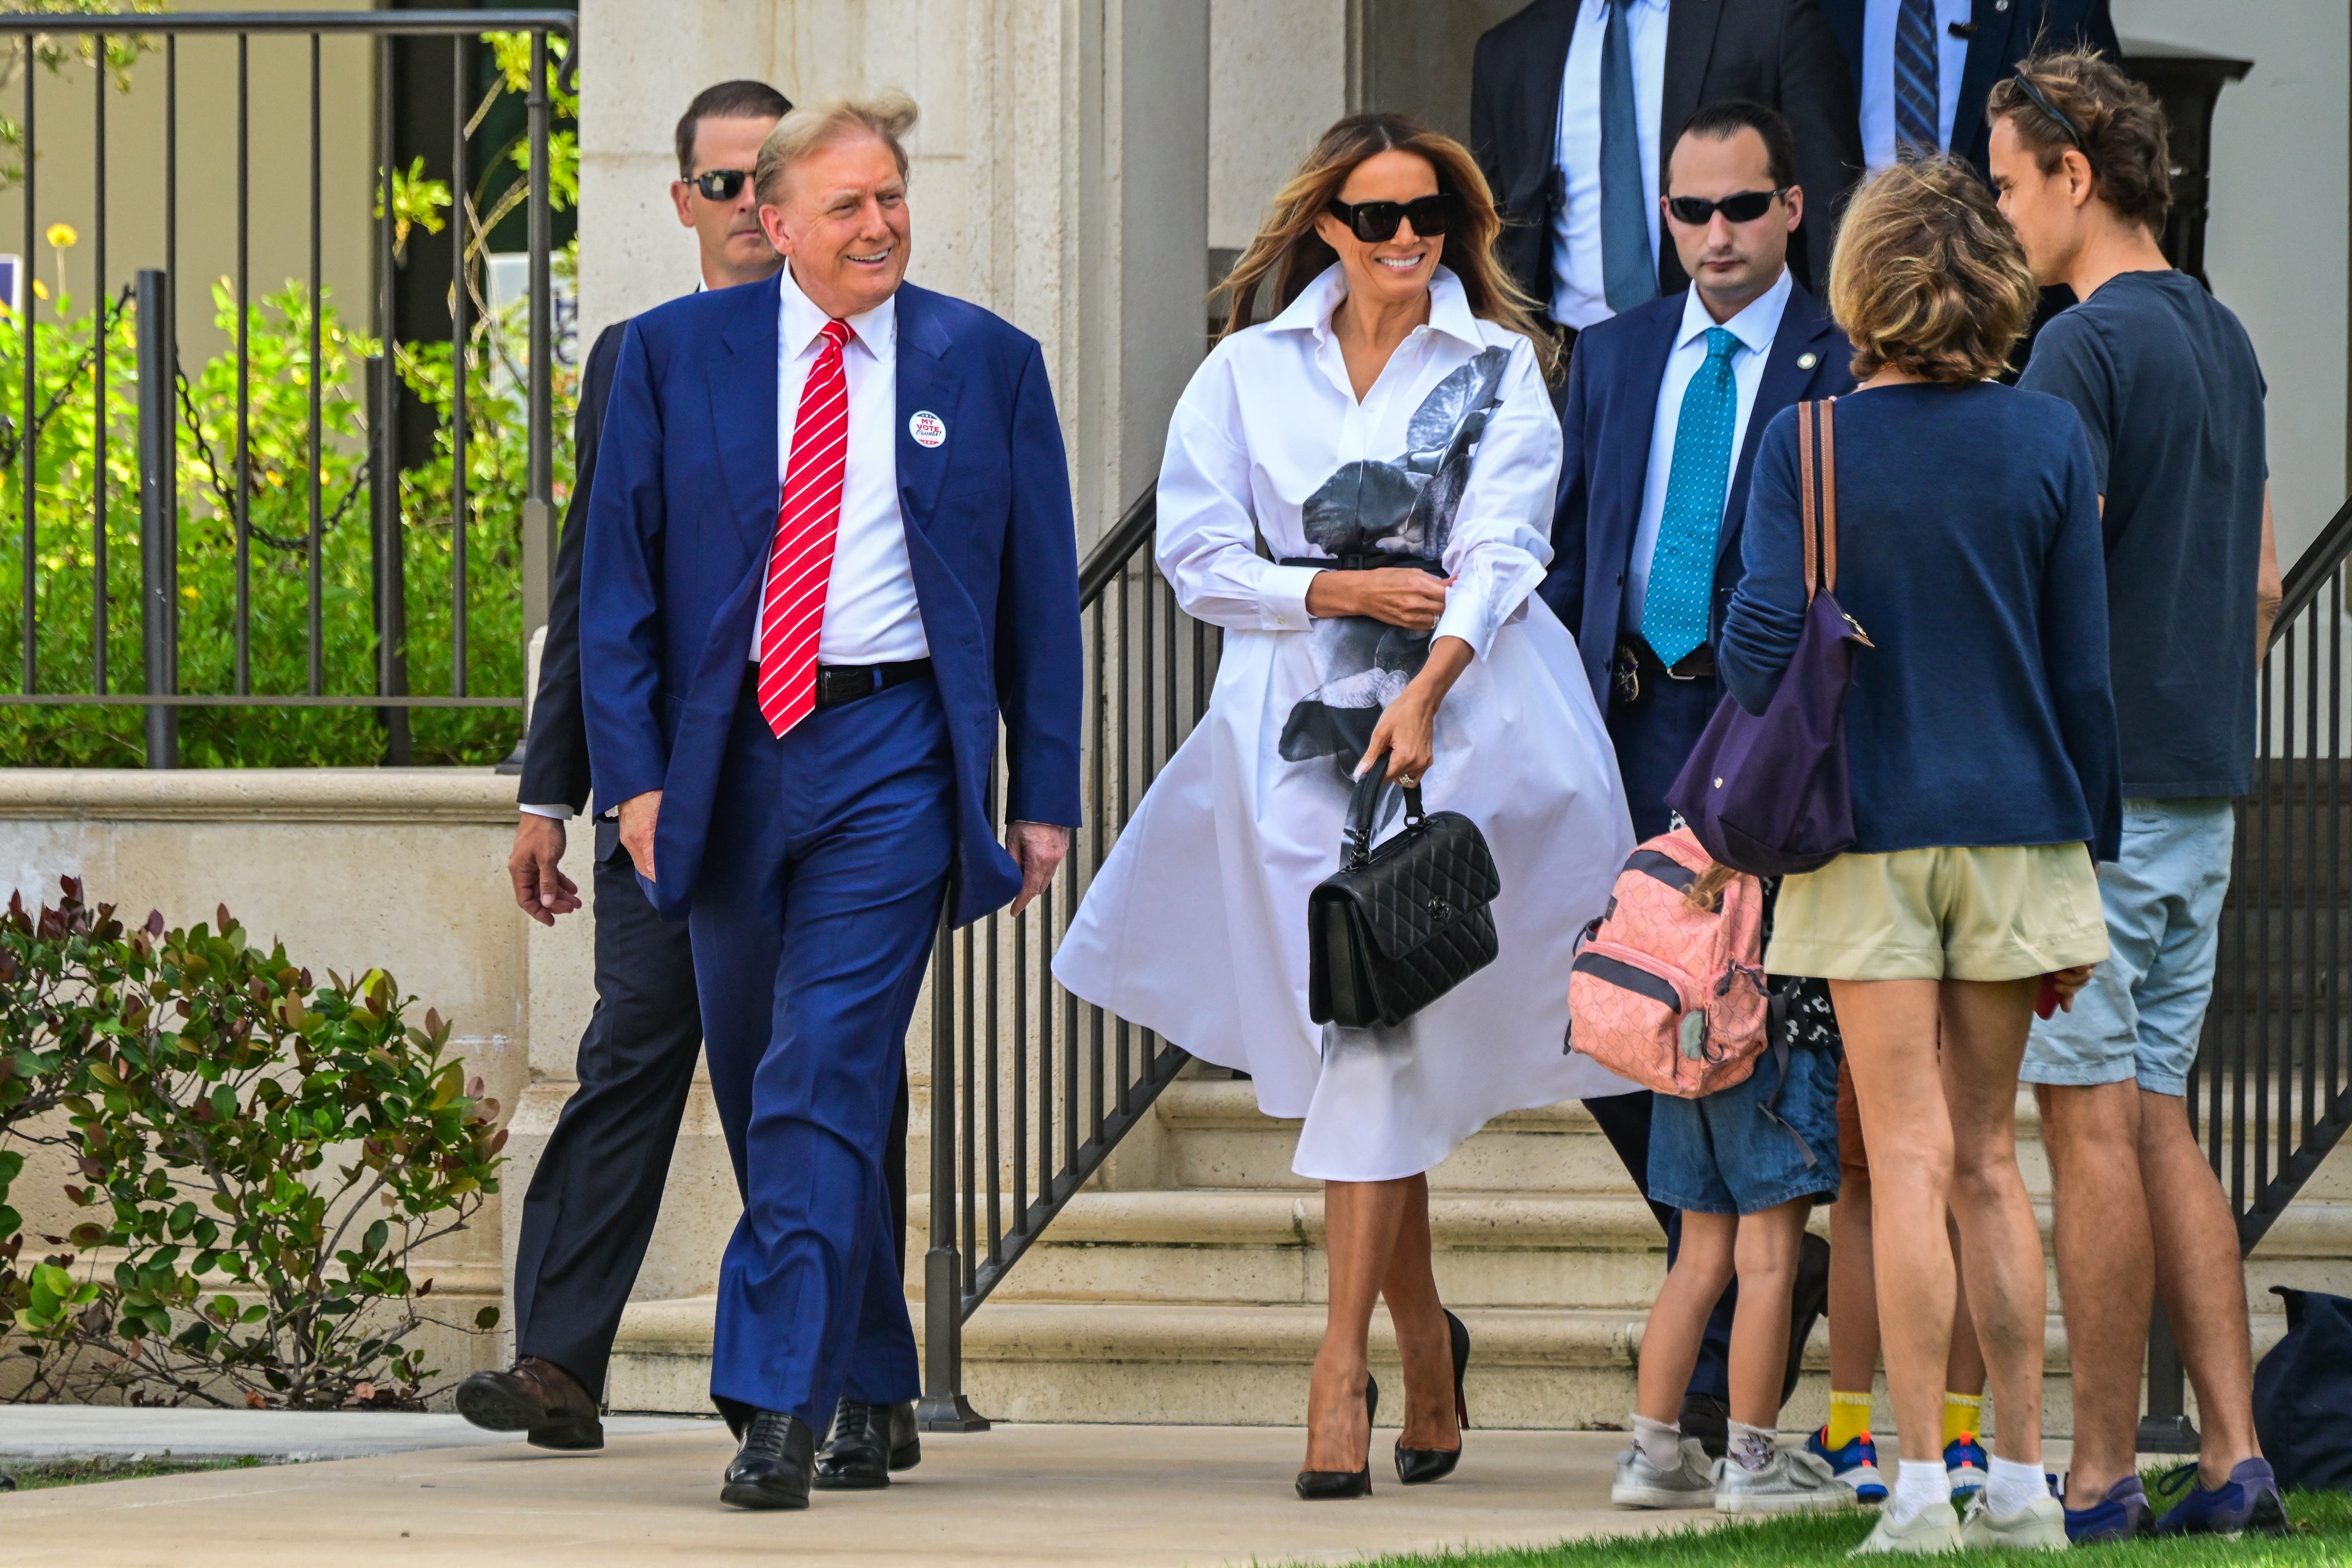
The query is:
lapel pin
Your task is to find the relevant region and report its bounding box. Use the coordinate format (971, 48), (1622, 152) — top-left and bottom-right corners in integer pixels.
(1797, 352), (1818, 370)
(909, 410), (946, 449)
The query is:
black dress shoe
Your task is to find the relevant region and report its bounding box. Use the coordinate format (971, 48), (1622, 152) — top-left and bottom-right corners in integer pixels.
(454, 1356), (604, 1451)
(720, 1410), (816, 1510)
(1296, 1374), (1378, 1500)
(814, 1398), (922, 1490)
(1396, 1309), (1471, 1485)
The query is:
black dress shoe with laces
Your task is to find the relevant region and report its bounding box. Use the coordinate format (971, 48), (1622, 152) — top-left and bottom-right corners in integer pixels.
(814, 1398), (922, 1490)
(453, 1356), (604, 1451)
(720, 1409), (816, 1510)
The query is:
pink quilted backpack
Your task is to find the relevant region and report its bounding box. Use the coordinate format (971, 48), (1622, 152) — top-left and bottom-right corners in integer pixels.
(1566, 827), (1770, 1098)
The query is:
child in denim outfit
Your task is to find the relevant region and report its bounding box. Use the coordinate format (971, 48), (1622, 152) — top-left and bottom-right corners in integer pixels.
(1612, 968), (1849, 1515)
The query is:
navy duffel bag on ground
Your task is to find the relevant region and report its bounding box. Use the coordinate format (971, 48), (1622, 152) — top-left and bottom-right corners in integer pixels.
(2254, 1286), (2352, 1492)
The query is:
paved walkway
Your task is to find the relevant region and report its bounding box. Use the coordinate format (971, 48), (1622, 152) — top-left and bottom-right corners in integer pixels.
(0, 1406), (707, 1462)
(0, 1424), (1730, 1566)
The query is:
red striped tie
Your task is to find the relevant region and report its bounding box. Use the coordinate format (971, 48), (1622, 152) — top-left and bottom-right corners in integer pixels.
(756, 318), (856, 738)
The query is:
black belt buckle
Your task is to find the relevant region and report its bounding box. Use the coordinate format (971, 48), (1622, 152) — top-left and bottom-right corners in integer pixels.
(816, 666), (882, 707)
(1611, 641), (1642, 707)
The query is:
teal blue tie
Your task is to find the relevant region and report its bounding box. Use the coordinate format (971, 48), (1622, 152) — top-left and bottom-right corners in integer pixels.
(1640, 326), (1742, 666)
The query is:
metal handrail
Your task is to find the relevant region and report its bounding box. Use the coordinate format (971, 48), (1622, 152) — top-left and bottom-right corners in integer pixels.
(920, 484), (1207, 1430)
(0, 11), (575, 763)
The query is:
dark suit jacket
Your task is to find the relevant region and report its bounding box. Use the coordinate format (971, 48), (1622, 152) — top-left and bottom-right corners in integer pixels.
(1470, 0), (1861, 312)
(581, 279), (1084, 927)
(1818, 0), (2120, 180)
(517, 320), (627, 816)
(1539, 276), (1855, 713)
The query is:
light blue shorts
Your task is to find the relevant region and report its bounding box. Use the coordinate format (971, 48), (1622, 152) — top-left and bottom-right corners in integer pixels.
(2021, 798), (2235, 1098)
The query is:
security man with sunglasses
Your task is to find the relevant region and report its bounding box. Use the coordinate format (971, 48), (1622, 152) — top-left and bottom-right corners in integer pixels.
(473, 78), (918, 1490)
(1538, 98), (1852, 1454)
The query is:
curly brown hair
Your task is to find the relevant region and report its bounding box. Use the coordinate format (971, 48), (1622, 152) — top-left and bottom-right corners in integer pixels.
(1986, 48), (2171, 236)
(1215, 113), (1558, 381)
(1829, 155), (2038, 385)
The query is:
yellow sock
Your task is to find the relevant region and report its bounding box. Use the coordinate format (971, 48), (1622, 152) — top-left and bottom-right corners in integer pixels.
(1943, 1391), (1985, 1446)
(1827, 1389), (1873, 1449)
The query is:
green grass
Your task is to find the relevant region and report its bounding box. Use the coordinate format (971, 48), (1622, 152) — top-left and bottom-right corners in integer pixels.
(0, 1453), (272, 1492)
(1338, 1490), (2351, 1567)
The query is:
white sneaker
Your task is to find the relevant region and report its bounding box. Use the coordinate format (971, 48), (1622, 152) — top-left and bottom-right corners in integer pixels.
(1717, 1446), (1858, 1515)
(1611, 1437), (1717, 1508)
(1850, 1501), (1965, 1555)
(1957, 1493), (2069, 1551)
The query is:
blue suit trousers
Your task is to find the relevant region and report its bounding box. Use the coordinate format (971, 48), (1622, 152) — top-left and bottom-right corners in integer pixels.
(689, 673), (951, 1427)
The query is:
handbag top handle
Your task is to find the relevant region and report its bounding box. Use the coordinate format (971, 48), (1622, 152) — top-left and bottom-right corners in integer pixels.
(1341, 756), (1426, 870)
(1796, 398), (1838, 604)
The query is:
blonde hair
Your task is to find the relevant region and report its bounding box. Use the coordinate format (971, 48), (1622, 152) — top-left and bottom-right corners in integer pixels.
(1829, 156), (2037, 385)
(1217, 113), (1558, 382)
(755, 90), (918, 206)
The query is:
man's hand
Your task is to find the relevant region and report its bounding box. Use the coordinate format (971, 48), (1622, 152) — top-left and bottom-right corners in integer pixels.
(1007, 822), (1070, 916)
(619, 790), (662, 883)
(2049, 963), (2097, 1011)
(507, 815), (582, 926)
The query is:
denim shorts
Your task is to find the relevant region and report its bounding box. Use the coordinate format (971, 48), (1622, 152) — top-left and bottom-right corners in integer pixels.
(2023, 798), (2234, 1098)
(1648, 1040), (1843, 1216)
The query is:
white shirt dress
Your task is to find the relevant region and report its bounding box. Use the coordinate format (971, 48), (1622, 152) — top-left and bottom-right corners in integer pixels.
(1053, 265), (1636, 1183)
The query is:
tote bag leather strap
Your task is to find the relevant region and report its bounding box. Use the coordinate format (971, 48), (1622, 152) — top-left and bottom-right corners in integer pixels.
(1796, 398), (1838, 604)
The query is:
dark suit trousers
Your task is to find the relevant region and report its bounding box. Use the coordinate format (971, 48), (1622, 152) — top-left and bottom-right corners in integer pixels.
(512, 824), (912, 1404)
(1592, 669), (1735, 1403)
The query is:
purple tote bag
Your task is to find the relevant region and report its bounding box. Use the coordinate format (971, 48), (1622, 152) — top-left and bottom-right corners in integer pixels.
(1667, 399), (1872, 877)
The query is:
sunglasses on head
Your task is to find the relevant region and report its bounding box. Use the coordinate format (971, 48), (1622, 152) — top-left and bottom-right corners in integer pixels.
(688, 168), (752, 201)
(1664, 188), (1788, 226)
(1326, 192), (1459, 244)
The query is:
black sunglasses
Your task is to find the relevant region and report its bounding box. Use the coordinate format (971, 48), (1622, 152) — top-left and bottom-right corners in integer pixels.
(1664, 188), (1788, 226)
(688, 168), (752, 202)
(2009, 69), (2096, 169)
(1326, 192), (1459, 244)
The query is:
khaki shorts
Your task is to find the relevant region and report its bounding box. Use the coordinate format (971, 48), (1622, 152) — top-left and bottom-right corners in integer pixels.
(1764, 843), (2110, 983)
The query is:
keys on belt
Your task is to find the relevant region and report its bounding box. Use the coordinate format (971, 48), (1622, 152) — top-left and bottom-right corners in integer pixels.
(815, 658), (932, 708)
(1611, 636), (1714, 707)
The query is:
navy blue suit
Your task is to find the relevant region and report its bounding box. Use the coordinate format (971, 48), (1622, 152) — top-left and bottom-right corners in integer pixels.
(580, 275), (1082, 1428)
(1818, 0), (2121, 182)
(1542, 279), (1854, 839)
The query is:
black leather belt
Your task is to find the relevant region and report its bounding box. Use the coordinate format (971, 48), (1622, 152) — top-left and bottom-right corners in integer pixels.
(1612, 634), (1713, 707)
(1277, 553), (1445, 576)
(816, 658), (932, 708)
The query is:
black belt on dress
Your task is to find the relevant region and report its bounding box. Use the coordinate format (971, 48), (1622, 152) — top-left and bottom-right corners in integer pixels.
(815, 658), (932, 708)
(1611, 634), (1712, 707)
(1277, 553), (1445, 576)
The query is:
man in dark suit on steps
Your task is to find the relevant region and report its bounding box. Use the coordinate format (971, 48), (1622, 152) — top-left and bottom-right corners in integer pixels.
(1542, 100), (1854, 1452)
(1469, 0), (1858, 371)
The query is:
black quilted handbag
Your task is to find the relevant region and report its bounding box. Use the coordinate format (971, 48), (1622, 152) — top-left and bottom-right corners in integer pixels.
(1308, 763), (1502, 1029)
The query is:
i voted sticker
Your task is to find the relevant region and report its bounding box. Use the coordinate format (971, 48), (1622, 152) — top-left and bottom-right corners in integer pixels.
(909, 410), (946, 448)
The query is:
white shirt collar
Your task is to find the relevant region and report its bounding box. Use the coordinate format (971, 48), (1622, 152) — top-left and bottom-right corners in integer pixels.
(1265, 263), (1488, 351)
(1672, 263), (1794, 358)
(1584, 0), (1667, 20)
(779, 262), (896, 362)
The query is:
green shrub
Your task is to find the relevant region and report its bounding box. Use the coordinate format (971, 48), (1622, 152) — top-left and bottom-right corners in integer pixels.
(0, 878), (503, 1409)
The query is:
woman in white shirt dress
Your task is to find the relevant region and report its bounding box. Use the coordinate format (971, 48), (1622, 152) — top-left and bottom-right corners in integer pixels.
(1054, 115), (1634, 1496)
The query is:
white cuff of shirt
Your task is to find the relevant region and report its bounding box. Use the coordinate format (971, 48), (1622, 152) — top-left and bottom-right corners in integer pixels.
(1261, 564), (1323, 631)
(1431, 594), (1497, 663)
(518, 802), (573, 820)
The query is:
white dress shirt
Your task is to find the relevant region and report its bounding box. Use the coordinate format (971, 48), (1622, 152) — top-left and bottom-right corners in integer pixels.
(1551, 0), (1669, 331)
(1859, 0), (1973, 170)
(750, 264), (931, 666)
(1623, 265), (1793, 632)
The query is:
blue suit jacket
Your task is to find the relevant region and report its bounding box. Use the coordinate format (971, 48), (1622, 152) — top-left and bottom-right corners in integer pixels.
(1539, 279), (1855, 714)
(580, 277), (1084, 928)
(1818, 0), (2120, 180)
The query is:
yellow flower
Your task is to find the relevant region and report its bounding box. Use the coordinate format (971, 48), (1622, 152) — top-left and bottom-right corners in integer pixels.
(29, 279), (46, 300)
(45, 223), (76, 250)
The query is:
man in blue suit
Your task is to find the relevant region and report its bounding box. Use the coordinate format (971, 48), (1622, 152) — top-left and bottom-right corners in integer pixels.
(581, 92), (1082, 1511)
(1542, 99), (1854, 1455)
(1817, 0), (2118, 180)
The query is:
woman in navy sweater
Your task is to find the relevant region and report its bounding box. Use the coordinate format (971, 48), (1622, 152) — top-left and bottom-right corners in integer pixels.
(1717, 157), (2120, 1555)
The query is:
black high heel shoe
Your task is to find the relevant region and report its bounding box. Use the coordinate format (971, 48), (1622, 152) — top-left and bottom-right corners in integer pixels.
(1295, 1374), (1379, 1500)
(1395, 1309), (1471, 1486)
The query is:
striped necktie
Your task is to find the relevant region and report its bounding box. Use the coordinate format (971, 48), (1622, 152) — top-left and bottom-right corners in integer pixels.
(1893, 0), (1940, 155)
(756, 318), (855, 738)
(1599, 0), (1656, 314)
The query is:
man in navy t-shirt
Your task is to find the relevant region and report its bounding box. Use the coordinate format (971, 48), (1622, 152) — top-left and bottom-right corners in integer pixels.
(1990, 50), (2286, 1543)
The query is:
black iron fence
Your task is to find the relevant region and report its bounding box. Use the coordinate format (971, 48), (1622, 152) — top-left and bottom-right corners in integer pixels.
(918, 488), (1209, 1430)
(0, 10), (573, 767)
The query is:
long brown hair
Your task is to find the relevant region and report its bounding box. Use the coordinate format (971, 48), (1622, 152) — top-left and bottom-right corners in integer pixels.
(1216, 113), (1558, 382)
